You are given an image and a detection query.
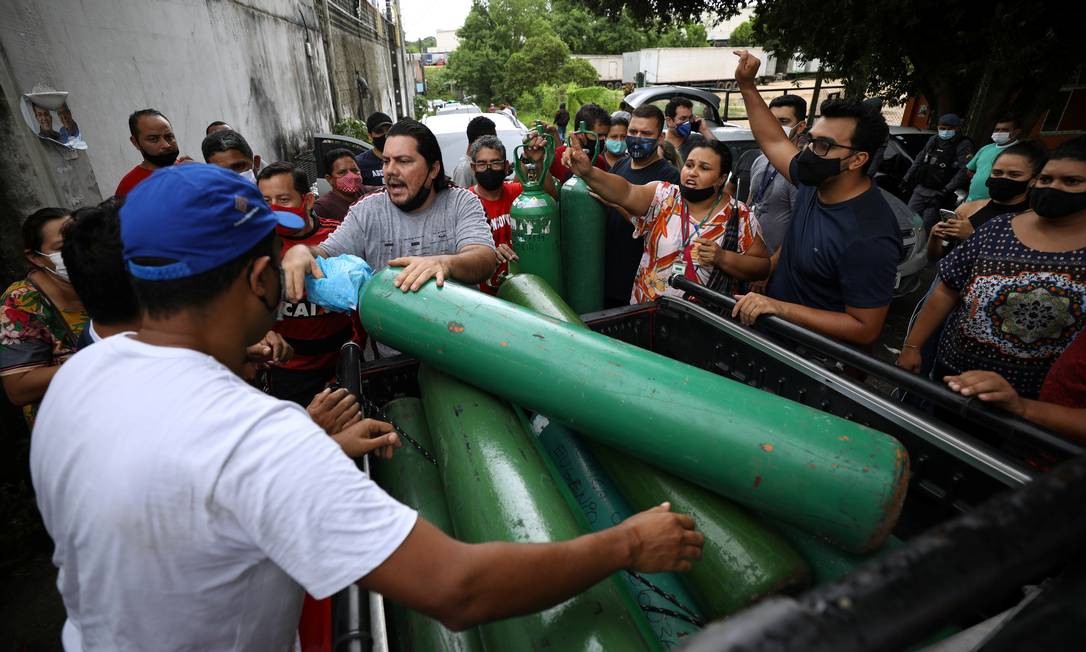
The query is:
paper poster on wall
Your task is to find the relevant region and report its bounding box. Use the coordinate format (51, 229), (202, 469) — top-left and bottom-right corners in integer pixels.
(20, 85), (87, 150)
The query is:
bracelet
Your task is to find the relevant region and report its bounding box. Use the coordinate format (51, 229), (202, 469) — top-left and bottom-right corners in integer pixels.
(902, 344), (920, 350)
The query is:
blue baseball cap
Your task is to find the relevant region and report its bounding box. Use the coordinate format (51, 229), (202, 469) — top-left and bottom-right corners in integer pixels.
(121, 163), (304, 280)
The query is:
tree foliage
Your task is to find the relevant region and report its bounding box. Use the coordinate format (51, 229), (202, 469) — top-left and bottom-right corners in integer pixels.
(728, 20), (755, 46)
(406, 36), (438, 54)
(576, 0), (1086, 139)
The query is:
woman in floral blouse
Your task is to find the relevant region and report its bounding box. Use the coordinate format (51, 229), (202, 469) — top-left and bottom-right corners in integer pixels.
(1, 207), (87, 425)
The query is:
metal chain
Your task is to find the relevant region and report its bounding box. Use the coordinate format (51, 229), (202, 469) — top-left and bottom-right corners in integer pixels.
(625, 571), (706, 628)
(362, 398), (439, 466)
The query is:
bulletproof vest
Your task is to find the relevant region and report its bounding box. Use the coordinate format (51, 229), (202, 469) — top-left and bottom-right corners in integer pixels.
(916, 136), (960, 189)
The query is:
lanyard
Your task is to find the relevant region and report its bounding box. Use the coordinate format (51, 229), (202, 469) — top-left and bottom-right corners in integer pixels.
(681, 193), (724, 249)
(753, 167), (779, 204)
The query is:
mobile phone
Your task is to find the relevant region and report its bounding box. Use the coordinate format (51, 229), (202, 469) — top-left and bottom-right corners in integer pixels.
(939, 209), (956, 223)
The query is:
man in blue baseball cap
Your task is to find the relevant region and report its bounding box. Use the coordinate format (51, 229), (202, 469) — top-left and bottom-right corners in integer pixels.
(28, 163), (703, 650)
(901, 112), (975, 230)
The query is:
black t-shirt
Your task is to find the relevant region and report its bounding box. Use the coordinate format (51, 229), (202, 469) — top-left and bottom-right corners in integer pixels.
(969, 198), (1030, 230)
(604, 156), (682, 307)
(766, 156), (902, 311)
(354, 150), (384, 187)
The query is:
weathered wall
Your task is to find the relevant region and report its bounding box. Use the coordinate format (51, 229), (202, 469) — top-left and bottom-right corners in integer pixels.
(320, 0), (412, 122)
(0, 0), (336, 194)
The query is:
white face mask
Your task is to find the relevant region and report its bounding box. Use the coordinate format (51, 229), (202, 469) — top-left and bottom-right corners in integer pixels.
(38, 250), (70, 282)
(992, 132), (1012, 145)
(239, 168), (257, 185)
(783, 124), (795, 139)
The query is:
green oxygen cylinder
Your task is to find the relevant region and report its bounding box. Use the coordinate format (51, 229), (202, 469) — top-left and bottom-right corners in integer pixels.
(527, 413), (704, 649)
(375, 399), (485, 652)
(509, 123), (563, 294)
(418, 365), (657, 652)
(358, 269), (909, 554)
(500, 274), (808, 619)
(560, 121), (607, 313)
(594, 448), (810, 619)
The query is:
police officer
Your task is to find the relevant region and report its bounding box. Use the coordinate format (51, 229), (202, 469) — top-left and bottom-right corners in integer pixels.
(901, 113), (974, 230)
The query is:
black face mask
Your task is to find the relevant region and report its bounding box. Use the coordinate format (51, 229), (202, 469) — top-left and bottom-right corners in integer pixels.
(986, 176), (1030, 202)
(794, 148), (847, 186)
(141, 146), (179, 168)
(397, 181), (432, 212)
(1030, 187), (1086, 220)
(680, 184), (719, 204)
(373, 135), (387, 152)
(475, 169), (506, 191)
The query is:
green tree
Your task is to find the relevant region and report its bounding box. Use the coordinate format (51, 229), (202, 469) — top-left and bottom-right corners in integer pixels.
(578, 0), (1086, 139)
(560, 58), (601, 86)
(656, 23), (709, 47)
(504, 34), (573, 100)
(728, 19), (755, 46)
(551, 3), (651, 54)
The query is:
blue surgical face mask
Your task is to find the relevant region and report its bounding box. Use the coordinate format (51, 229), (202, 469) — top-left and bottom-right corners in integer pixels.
(674, 121), (693, 139)
(626, 135), (657, 160)
(938, 129), (956, 140)
(605, 139), (628, 155)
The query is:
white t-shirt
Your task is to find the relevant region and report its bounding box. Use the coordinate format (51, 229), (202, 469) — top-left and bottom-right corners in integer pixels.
(31, 334), (417, 651)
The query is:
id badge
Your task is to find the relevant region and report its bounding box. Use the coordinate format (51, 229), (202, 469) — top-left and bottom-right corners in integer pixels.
(670, 259), (686, 277)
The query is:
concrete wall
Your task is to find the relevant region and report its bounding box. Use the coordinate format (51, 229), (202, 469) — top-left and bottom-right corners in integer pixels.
(0, 0), (336, 196)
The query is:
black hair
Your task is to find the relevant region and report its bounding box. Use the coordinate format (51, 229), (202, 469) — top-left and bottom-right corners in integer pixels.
(22, 207), (69, 252)
(257, 161), (311, 197)
(386, 118), (450, 192)
(205, 120), (229, 135)
(466, 116), (497, 145)
(559, 102), (566, 109)
(687, 140), (734, 177)
(610, 116), (629, 129)
(574, 103), (611, 131)
(995, 140), (1049, 176)
(200, 129), (254, 163)
(769, 94), (808, 123)
(131, 231), (277, 319)
(664, 96), (693, 119)
(818, 99), (889, 172)
(995, 114), (1020, 128)
(631, 104), (665, 134)
(128, 109), (168, 138)
(323, 148), (357, 174)
(62, 198), (140, 325)
(1048, 135), (1086, 165)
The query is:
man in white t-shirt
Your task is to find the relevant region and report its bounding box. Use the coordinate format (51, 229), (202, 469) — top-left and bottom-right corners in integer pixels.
(31, 163), (703, 651)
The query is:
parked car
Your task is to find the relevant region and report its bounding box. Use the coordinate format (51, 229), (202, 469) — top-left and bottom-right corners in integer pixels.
(421, 111), (529, 181)
(873, 126), (937, 202)
(623, 85), (744, 140)
(435, 102), (482, 116)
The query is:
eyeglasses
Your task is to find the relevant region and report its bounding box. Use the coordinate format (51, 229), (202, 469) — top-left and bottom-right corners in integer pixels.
(472, 161), (507, 171)
(798, 133), (863, 157)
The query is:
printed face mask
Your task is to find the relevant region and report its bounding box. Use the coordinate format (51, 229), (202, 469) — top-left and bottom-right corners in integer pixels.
(626, 136), (656, 160)
(334, 172), (364, 198)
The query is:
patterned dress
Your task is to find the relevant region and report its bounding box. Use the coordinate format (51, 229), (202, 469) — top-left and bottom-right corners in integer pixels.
(0, 278), (88, 425)
(936, 214), (1086, 398)
(629, 183), (761, 304)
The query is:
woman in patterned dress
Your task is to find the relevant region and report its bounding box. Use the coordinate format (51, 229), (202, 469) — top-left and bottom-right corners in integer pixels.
(1, 208), (87, 425)
(898, 137), (1086, 399)
(566, 138), (770, 304)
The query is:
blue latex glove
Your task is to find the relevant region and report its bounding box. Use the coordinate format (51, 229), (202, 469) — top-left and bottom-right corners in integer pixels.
(304, 254), (373, 312)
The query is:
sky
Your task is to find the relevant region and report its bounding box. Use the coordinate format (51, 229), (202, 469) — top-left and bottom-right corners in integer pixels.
(400, 0), (472, 41)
